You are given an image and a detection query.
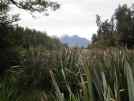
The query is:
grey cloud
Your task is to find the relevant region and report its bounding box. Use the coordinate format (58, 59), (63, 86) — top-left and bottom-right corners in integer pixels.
(10, 0), (133, 40)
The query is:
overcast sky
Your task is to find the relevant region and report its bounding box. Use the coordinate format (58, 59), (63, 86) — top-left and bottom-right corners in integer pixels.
(10, 0), (133, 40)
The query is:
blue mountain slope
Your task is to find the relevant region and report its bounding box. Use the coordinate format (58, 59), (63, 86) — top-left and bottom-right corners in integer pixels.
(60, 35), (89, 48)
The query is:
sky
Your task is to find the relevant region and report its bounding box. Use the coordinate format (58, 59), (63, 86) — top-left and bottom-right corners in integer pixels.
(10, 0), (133, 40)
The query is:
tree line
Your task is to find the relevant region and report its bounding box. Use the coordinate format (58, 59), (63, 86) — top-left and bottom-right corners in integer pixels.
(91, 4), (134, 48)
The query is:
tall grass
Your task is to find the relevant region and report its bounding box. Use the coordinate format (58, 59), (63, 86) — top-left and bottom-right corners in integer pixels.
(1, 48), (134, 101)
(50, 48), (134, 101)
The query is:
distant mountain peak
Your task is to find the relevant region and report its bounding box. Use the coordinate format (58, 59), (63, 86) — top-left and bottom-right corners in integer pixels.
(60, 35), (89, 48)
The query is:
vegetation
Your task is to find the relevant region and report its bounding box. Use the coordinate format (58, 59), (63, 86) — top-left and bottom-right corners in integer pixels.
(0, 0), (62, 72)
(1, 0), (134, 101)
(90, 4), (134, 48)
(1, 48), (134, 101)
(1, 0), (60, 12)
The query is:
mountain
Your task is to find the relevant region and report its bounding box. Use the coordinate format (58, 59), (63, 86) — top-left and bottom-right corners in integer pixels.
(60, 35), (89, 48)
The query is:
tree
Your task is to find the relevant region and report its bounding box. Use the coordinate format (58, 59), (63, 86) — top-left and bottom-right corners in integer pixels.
(91, 15), (116, 47)
(91, 4), (134, 48)
(95, 14), (115, 40)
(115, 4), (134, 48)
(2, 0), (60, 12)
(92, 34), (97, 44)
(0, 0), (19, 72)
(0, 0), (60, 72)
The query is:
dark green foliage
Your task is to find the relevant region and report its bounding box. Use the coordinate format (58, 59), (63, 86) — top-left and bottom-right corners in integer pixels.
(1, 0), (60, 12)
(0, 0), (61, 73)
(91, 34), (97, 44)
(0, 0), (19, 73)
(11, 26), (63, 50)
(17, 48), (54, 93)
(91, 4), (134, 48)
(91, 15), (116, 48)
(115, 4), (134, 48)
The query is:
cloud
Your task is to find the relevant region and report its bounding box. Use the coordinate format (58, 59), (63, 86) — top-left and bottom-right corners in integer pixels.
(10, 0), (133, 40)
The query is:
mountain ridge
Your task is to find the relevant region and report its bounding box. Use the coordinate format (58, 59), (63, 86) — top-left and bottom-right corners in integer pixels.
(60, 35), (89, 48)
